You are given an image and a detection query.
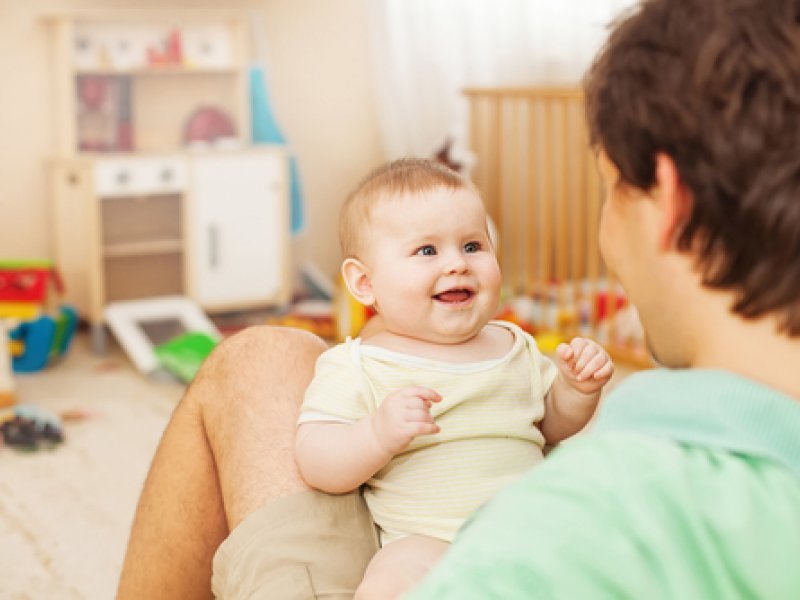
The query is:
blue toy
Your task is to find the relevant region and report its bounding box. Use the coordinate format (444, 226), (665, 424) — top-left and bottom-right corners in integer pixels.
(9, 305), (77, 373)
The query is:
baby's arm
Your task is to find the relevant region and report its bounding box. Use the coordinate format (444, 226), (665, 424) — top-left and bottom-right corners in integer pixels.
(539, 338), (613, 445)
(295, 386), (441, 494)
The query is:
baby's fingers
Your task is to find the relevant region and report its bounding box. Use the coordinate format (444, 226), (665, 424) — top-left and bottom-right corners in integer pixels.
(577, 352), (612, 381)
(407, 408), (436, 424)
(573, 343), (598, 374)
(407, 421), (440, 437)
(556, 343), (574, 362)
(404, 386), (442, 404)
(592, 359), (615, 380)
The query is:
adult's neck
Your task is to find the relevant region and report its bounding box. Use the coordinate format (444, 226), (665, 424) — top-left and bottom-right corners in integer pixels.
(688, 290), (800, 400)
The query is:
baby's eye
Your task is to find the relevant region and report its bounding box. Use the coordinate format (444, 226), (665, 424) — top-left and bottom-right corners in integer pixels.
(415, 245), (437, 256)
(464, 241), (481, 253)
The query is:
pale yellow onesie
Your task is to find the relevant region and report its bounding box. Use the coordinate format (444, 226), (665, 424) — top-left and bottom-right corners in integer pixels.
(299, 320), (557, 545)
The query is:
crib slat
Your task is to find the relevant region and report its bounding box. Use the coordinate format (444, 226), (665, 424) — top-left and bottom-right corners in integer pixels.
(555, 101), (568, 323)
(507, 99), (522, 293)
(540, 99), (553, 331)
(586, 146), (601, 331)
(525, 98), (538, 297)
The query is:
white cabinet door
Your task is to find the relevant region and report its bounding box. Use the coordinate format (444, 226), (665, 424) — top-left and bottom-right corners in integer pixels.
(188, 150), (290, 309)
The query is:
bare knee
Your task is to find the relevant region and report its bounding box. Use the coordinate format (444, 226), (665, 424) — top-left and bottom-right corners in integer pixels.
(178, 326), (327, 524)
(186, 325), (328, 418)
(205, 325), (327, 374)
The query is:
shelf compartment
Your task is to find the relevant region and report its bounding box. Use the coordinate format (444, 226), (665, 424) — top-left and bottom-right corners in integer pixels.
(133, 74), (241, 151)
(103, 253), (184, 303)
(101, 192), (182, 246)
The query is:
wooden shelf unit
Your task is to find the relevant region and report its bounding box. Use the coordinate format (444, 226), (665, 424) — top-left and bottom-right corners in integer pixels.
(46, 12), (292, 351)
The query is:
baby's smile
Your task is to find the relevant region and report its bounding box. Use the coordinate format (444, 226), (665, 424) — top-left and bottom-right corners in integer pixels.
(432, 288), (475, 306)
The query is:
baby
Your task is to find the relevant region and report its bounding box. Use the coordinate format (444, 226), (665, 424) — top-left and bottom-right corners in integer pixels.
(295, 158), (613, 599)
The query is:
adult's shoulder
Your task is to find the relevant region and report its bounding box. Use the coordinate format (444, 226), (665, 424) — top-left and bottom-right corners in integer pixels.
(410, 433), (800, 598)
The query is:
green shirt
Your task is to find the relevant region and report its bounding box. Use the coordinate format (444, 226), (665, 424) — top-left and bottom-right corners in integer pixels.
(408, 369), (800, 599)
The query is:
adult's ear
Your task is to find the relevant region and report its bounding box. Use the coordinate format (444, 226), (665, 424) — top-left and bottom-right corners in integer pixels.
(654, 153), (693, 250)
(341, 258), (375, 306)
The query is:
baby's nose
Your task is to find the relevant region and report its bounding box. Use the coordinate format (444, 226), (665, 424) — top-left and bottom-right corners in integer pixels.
(445, 253), (469, 274)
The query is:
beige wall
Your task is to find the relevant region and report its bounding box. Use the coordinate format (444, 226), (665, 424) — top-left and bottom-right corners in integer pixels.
(0, 0), (384, 282)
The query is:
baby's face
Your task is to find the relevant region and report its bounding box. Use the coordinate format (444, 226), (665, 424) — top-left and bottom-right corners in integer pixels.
(363, 186), (501, 344)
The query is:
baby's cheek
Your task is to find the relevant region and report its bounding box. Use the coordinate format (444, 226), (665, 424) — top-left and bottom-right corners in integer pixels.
(485, 261), (503, 289)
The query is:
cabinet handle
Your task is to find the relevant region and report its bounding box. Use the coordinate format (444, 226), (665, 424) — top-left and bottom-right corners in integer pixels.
(208, 225), (219, 269)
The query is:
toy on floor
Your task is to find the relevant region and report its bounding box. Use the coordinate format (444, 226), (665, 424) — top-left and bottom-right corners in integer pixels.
(0, 261), (78, 374)
(0, 260), (60, 318)
(104, 296), (221, 376)
(0, 404), (64, 451)
(154, 331), (218, 383)
(8, 305), (78, 373)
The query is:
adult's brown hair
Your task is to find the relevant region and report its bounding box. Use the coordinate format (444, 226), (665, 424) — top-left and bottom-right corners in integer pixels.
(585, 0), (800, 335)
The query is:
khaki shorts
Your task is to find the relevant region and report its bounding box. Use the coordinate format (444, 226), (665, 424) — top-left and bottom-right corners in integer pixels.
(212, 490), (379, 599)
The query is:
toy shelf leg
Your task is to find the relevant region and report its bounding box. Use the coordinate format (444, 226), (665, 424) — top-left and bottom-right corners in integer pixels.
(91, 323), (107, 355)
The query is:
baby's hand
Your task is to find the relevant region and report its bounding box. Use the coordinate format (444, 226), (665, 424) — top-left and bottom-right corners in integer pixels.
(371, 386), (442, 456)
(555, 338), (614, 395)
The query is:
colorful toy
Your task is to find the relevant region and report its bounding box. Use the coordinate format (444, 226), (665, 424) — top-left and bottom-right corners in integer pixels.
(9, 306), (78, 373)
(104, 296), (221, 375)
(154, 331), (218, 383)
(0, 260), (63, 318)
(0, 261), (78, 375)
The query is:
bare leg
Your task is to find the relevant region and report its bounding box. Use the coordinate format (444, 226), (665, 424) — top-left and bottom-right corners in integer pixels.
(355, 535), (449, 600)
(117, 326), (327, 600)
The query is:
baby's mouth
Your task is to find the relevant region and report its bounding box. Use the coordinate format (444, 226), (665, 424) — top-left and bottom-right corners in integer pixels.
(433, 288), (475, 304)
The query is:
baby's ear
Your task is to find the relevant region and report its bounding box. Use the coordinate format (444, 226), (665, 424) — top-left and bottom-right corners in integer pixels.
(341, 258), (375, 306)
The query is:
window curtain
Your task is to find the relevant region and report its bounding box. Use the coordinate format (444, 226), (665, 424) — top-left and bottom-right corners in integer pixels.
(369, 0), (638, 164)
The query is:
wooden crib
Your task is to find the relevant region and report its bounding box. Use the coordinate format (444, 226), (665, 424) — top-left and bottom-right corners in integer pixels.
(464, 86), (651, 368)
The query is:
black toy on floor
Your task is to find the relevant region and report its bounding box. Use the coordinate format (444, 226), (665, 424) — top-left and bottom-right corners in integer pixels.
(0, 407), (65, 451)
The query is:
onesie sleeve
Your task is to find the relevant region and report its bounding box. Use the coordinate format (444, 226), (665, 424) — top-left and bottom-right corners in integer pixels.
(524, 330), (558, 399)
(299, 342), (372, 424)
